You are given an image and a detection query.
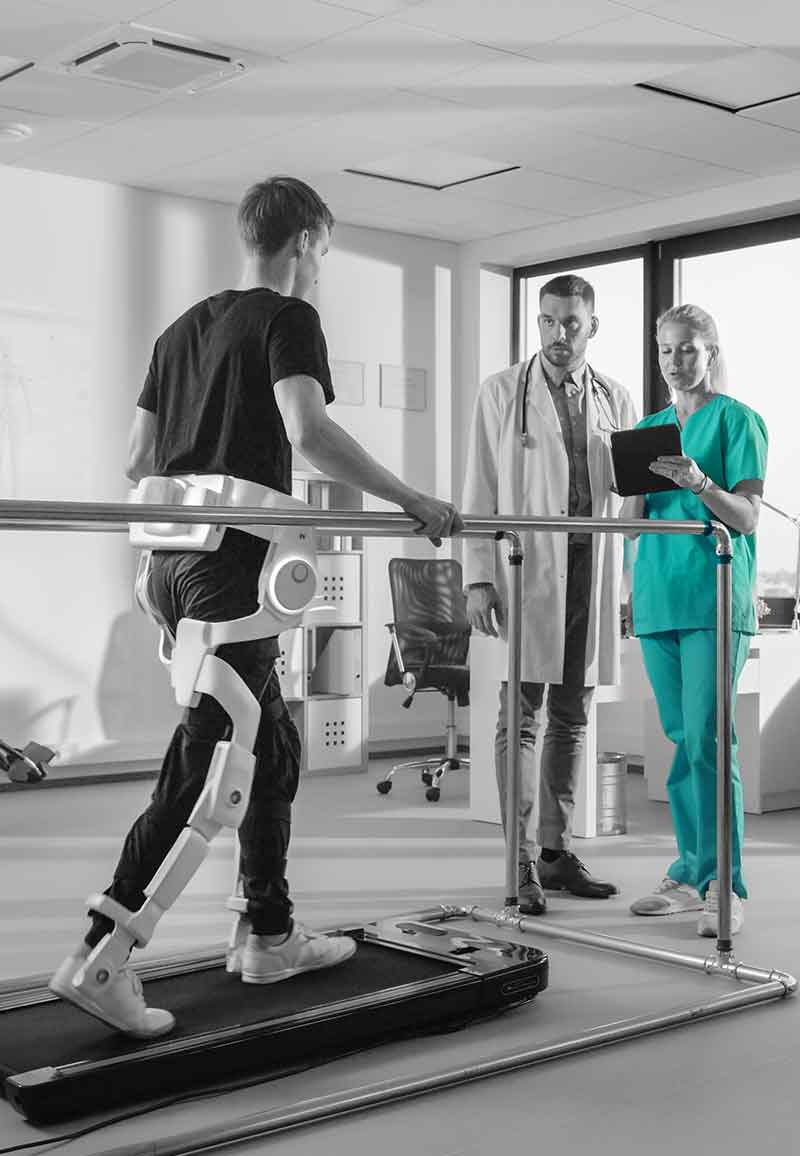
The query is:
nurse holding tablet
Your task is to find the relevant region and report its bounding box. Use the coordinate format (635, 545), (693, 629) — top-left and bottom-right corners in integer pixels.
(622, 303), (768, 937)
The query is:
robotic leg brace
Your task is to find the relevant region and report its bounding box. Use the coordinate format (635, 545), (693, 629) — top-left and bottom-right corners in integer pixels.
(50, 475), (321, 1037)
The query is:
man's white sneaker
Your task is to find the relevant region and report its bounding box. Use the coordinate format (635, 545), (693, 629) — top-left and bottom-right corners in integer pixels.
(49, 944), (175, 1038)
(630, 877), (704, 916)
(697, 880), (744, 938)
(241, 923), (357, 985)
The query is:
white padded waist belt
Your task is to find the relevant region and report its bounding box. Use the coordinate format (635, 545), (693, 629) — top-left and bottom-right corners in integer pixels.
(129, 474), (310, 552)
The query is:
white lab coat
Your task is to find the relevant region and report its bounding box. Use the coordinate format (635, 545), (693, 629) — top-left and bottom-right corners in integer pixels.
(462, 355), (638, 686)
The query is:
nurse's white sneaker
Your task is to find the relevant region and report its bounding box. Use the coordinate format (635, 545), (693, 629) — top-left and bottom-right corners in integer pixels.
(241, 923), (357, 985)
(630, 877), (704, 916)
(697, 880), (744, 938)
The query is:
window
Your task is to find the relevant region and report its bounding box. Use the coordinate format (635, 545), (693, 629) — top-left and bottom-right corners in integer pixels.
(677, 241), (799, 596)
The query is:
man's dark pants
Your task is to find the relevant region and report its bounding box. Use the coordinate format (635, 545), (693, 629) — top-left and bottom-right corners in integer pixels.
(87, 529), (300, 947)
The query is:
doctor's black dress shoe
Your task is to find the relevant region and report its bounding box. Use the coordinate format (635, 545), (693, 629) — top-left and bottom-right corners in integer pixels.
(517, 861), (547, 915)
(536, 851), (618, 899)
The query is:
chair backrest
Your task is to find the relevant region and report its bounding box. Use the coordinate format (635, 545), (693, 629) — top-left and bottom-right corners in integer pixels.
(385, 558), (470, 703)
(387, 558), (469, 632)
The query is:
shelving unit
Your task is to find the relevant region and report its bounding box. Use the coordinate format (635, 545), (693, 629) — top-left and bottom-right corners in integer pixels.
(278, 471), (367, 775)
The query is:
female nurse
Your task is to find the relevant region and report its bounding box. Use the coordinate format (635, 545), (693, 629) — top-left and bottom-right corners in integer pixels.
(622, 303), (768, 937)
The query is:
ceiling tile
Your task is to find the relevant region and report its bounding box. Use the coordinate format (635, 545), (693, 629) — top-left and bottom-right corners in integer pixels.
(400, 0), (626, 56)
(611, 0), (800, 51)
(143, 0), (375, 58)
(434, 197), (563, 234)
(444, 114), (749, 195)
(0, 0), (107, 58)
(316, 0), (432, 15)
(333, 207), (466, 241)
(142, 93), (466, 197)
(651, 48), (800, 110)
(358, 178), (515, 226)
(308, 87), (505, 158)
(24, 1), (168, 17)
(16, 73), (318, 181)
(542, 11), (746, 87)
(414, 54), (600, 115)
(448, 165), (650, 216)
(351, 148), (517, 187)
(285, 16), (501, 89)
(0, 55), (26, 75)
(302, 169), (424, 212)
(0, 102), (94, 159)
(543, 82), (800, 174)
(739, 94), (800, 133)
(0, 65), (167, 120)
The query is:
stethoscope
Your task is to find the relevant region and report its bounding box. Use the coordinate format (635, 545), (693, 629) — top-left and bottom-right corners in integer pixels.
(518, 354), (621, 447)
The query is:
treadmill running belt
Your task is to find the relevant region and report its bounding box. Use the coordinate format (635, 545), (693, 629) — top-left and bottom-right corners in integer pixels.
(2, 939), (452, 1073)
(1, 919), (549, 1124)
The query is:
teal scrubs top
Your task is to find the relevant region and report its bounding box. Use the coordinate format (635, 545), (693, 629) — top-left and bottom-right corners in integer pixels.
(632, 395), (768, 637)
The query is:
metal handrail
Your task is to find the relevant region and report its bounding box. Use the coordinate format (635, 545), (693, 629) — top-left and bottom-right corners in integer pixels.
(0, 500), (728, 935)
(1, 499), (791, 1154)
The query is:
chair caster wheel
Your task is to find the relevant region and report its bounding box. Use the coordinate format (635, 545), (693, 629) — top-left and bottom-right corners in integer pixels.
(425, 787), (441, 802)
(377, 780), (392, 795)
(421, 770), (433, 786)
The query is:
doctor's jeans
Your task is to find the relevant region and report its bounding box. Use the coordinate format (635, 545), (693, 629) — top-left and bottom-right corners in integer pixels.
(639, 627), (751, 900)
(495, 540), (594, 861)
(85, 529), (301, 948)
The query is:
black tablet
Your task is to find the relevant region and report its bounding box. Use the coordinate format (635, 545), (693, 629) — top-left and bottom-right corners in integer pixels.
(610, 425), (683, 496)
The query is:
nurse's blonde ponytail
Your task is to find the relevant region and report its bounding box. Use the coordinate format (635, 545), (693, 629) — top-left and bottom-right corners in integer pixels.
(656, 303), (728, 393)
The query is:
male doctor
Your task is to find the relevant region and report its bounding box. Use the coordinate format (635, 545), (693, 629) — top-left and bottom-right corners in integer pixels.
(462, 274), (637, 915)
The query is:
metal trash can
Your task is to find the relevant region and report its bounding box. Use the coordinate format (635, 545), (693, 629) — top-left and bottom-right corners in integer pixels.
(597, 752), (628, 835)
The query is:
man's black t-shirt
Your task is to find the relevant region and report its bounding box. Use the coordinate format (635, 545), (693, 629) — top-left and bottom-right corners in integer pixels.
(137, 289), (335, 494)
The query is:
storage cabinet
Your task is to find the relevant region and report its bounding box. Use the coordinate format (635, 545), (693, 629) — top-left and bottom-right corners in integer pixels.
(278, 472), (367, 774)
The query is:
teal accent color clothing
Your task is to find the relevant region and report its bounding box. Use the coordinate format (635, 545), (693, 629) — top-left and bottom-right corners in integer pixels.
(632, 395), (768, 637)
(639, 629), (751, 898)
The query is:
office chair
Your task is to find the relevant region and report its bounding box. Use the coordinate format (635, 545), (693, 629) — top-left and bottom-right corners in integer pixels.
(378, 558), (470, 802)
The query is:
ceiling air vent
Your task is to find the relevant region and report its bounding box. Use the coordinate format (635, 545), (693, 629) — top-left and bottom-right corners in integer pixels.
(57, 26), (245, 94)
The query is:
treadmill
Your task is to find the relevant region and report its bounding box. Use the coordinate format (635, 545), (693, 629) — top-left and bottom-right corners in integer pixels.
(1, 911), (548, 1124)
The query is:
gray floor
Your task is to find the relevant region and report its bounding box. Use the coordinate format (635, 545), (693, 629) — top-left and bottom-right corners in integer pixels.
(0, 761), (798, 1155)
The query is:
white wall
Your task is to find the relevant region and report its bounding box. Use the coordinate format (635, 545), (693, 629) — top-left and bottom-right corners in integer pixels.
(0, 166), (241, 764)
(0, 167), (459, 763)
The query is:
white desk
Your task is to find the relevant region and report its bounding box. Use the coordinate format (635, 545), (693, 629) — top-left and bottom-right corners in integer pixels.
(468, 631), (800, 835)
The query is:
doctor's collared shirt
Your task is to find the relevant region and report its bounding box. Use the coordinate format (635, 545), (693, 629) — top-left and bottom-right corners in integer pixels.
(540, 359), (593, 545)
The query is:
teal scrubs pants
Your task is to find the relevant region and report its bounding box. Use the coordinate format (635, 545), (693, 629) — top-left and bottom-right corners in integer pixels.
(639, 628), (751, 899)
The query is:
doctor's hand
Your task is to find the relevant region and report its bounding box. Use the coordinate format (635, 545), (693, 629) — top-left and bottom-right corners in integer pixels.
(466, 583), (504, 637)
(649, 455), (705, 492)
(402, 492), (463, 546)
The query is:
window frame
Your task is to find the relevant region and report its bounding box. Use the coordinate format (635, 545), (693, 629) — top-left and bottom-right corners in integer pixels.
(512, 211), (800, 413)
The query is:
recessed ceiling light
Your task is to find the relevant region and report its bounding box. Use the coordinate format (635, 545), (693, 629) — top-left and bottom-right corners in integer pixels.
(0, 122), (32, 142)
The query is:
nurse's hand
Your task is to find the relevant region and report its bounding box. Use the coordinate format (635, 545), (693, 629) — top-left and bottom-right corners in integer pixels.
(466, 583), (504, 637)
(650, 455), (705, 491)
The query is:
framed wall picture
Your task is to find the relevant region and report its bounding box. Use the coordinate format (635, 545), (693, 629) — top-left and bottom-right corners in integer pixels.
(379, 364), (427, 411)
